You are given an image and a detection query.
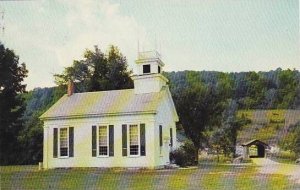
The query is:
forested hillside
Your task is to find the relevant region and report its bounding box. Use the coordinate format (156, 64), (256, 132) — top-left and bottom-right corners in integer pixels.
(18, 87), (65, 164)
(165, 68), (300, 109)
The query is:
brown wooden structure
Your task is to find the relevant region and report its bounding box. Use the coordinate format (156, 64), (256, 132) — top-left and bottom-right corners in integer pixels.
(242, 139), (269, 158)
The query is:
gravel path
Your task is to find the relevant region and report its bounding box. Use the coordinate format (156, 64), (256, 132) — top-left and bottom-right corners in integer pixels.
(252, 158), (300, 184)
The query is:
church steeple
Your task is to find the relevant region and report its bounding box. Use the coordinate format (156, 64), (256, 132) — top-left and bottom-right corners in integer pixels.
(132, 51), (169, 94)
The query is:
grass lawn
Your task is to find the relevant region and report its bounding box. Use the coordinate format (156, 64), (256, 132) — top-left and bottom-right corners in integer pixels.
(1, 165), (299, 190)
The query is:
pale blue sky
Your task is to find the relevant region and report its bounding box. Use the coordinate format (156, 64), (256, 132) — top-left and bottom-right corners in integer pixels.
(0, 0), (299, 90)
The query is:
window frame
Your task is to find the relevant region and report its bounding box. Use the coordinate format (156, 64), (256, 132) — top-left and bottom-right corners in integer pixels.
(159, 124), (163, 156)
(170, 127), (173, 147)
(97, 124), (109, 158)
(127, 123), (140, 157)
(58, 127), (69, 158)
(143, 64), (151, 74)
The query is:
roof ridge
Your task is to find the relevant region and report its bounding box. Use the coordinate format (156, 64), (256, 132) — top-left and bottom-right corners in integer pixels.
(70, 88), (134, 95)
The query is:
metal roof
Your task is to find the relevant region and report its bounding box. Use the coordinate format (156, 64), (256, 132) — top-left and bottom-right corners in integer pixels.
(241, 139), (269, 147)
(40, 89), (165, 120)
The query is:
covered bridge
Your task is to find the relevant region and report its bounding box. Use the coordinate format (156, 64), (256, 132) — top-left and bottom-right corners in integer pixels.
(242, 139), (269, 158)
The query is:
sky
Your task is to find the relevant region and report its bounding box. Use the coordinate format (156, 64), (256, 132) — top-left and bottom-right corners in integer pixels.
(0, 0), (299, 90)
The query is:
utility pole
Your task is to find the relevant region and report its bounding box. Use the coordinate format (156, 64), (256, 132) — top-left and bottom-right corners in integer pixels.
(0, 9), (4, 36)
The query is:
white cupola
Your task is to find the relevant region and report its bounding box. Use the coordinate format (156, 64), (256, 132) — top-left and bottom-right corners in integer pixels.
(132, 51), (169, 94)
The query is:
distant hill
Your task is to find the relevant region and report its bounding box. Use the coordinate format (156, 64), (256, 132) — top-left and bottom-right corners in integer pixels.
(23, 69), (300, 118)
(237, 109), (300, 146)
(165, 69), (300, 109)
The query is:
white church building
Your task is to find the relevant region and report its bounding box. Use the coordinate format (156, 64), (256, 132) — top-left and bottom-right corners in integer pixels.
(40, 51), (179, 169)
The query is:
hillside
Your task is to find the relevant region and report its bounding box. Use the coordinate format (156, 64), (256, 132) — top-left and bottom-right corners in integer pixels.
(237, 109), (300, 146)
(165, 69), (300, 109)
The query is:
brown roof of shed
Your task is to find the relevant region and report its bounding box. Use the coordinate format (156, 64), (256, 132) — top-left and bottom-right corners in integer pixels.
(241, 139), (269, 147)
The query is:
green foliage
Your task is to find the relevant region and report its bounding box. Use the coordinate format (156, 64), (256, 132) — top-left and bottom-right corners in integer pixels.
(276, 69), (299, 108)
(54, 45), (133, 92)
(253, 124), (283, 142)
(279, 122), (300, 156)
(210, 101), (250, 159)
(242, 72), (268, 109)
(198, 154), (233, 163)
(0, 43), (28, 165)
(270, 150), (297, 164)
(170, 140), (197, 167)
(167, 69), (300, 109)
(18, 86), (65, 164)
(171, 71), (233, 161)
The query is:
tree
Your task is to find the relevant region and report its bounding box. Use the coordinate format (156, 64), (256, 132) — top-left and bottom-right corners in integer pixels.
(279, 122), (300, 157)
(18, 86), (65, 164)
(276, 69), (299, 109)
(242, 72), (267, 109)
(54, 60), (90, 92)
(173, 71), (233, 163)
(55, 45), (133, 92)
(210, 100), (251, 160)
(0, 43), (28, 165)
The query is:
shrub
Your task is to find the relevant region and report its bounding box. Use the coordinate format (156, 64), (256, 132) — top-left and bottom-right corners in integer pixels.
(170, 140), (196, 167)
(269, 150), (297, 164)
(276, 151), (297, 160)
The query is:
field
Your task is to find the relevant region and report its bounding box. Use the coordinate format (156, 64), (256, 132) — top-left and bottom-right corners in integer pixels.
(237, 109), (300, 145)
(1, 165), (299, 190)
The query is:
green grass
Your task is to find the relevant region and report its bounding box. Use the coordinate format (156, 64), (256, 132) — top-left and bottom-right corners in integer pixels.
(266, 109), (286, 123)
(199, 154), (233, 163)
(237, 110), (254, 120)
(237, 109), (286, 124)
(269, 151), (298, 164)
(1, 165), (298, 190)
(237, 109), (286, 143)
(252, 123), (284, 142)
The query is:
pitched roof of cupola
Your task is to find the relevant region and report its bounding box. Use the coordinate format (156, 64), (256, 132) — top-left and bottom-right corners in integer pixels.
(132, 51), (169, 94)
(135, 51), (165, 75)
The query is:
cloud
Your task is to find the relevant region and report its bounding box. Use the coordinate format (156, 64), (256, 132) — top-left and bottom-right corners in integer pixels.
(54, 0), (148, 68)
(1, 0), (148, 90)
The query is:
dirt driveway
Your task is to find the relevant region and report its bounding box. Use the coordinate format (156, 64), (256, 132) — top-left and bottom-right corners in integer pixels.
(252, 158), (300, 184)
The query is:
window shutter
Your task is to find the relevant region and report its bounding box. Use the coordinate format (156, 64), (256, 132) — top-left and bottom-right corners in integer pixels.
(53, 128), (58, 158)
(170, 128), (173, 147)
(109, 125), (114, 157)
(69, 127), (74, 157)
(159, 125), (163, 147)
(92, 125), (96, 157)
(122, 124), (127, 156)
(140, 124), (146, 156)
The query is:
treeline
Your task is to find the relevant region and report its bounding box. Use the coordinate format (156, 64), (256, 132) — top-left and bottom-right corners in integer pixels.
(165, 69), (300, 110)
